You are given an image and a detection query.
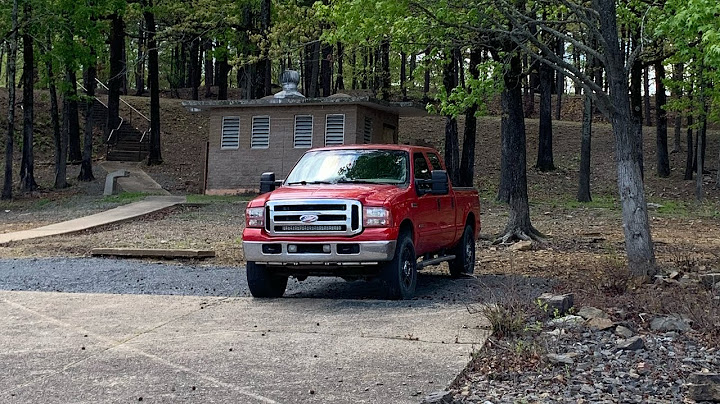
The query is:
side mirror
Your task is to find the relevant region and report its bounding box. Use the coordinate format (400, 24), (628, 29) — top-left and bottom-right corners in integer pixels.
(430, 170), (449, 195)
(260, 172), (276, 194)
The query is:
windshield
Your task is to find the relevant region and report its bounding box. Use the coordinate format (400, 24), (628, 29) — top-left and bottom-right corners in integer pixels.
(285, 149), (409, 185)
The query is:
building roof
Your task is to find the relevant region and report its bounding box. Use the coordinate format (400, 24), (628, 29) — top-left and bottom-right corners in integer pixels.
(182, 95), (428, 117)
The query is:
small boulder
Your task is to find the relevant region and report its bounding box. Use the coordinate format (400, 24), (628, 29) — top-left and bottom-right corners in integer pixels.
(577, 306), (608, 320)
(546, 353), (575, 365)
(617, 336), (644, 351)
(537, 293), (574, 317)
(509, 240), (533, 251)
(614, 325), (634, 338)
(547, 315), (584, 328)
(421, 390), (453, 404)
(586, 317), (615, 330)
(687, 372), (720, 402)
(650, 315), (691, 332)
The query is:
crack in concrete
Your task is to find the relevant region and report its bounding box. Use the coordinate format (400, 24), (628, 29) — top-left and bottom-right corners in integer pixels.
(2, 295), (281, 404)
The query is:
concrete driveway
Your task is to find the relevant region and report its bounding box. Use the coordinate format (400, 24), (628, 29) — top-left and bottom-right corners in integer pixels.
(0, 258), (489, 403)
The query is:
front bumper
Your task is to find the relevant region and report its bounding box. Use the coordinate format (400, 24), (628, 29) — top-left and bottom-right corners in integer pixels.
(243, 240), (396, 265)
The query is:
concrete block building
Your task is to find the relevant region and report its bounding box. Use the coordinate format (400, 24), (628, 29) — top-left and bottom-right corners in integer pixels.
(184, 71), (425, 194)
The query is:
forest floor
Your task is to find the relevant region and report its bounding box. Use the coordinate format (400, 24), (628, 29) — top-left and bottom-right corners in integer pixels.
(1, 90), (720, 401)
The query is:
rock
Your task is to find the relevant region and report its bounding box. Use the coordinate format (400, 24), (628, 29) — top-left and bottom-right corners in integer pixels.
(421, 390), (453, 404)
(650, 315), (691, 332)
(668, 271), (682, 280)
(700, 273), (720, 289)
(547, 315), (584, 327)
(688, 372), (720, 402)
(615, 325), (634, 338)
(586, 317), (615, 330)
(509, 240), (533, 251)
(617, 336), (644, 351)
(537, 293), (574, 316)
(546, 353), (575, 365)
(577, 306), (608, 320)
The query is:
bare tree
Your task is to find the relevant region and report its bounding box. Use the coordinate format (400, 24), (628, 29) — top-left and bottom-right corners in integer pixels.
(2, 0), (18, 200)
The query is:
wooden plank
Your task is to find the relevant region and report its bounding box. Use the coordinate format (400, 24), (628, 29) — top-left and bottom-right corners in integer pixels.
(90, 248), (215, 258)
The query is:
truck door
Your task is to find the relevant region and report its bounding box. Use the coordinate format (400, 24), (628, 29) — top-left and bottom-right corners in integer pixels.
(412, 152), (442, 253)
(427, 152), (457, 248)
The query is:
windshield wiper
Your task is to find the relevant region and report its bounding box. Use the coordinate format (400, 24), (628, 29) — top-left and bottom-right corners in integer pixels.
(286, 180), (334, 185)
(336, 179), (378, 184)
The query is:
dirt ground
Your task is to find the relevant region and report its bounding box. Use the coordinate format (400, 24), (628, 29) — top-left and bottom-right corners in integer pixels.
(1, 91), (720, 291)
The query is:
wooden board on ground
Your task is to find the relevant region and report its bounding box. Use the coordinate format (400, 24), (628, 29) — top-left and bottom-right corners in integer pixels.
(91, 248), (215, 259)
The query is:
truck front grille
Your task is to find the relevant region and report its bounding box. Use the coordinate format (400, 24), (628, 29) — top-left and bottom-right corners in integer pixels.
(266, 199), (362, 236)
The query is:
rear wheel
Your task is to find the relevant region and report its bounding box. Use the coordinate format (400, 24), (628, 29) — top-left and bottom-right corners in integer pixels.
(247, 261), (288, 298)
(449, 224), (475, 278)
(383, 231), (417, 300)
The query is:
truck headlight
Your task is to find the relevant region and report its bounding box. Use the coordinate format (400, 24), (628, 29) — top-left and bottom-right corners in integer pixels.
(363, 207), (391, 227)
(246, 206), (265, 228)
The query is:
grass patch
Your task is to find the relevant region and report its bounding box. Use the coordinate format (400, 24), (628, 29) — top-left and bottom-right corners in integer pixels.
(564, 194), (617, 210)
(186, 194), (255, 204)
(102, 192), (148, 203)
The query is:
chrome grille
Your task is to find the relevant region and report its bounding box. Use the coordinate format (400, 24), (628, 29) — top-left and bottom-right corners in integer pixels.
(266, 199), (362, 236)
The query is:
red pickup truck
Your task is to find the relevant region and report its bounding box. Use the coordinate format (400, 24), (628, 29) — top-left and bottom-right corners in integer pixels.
(242, 144), (481, 299)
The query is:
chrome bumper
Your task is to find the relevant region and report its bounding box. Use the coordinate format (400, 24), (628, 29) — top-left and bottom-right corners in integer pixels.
(243, 240), (396, 265)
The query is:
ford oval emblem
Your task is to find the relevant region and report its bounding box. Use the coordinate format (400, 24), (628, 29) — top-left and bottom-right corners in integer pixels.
(299, 214), (319, 223)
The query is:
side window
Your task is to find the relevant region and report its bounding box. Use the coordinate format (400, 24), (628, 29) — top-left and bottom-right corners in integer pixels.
(427, 153), (443, 171)
(413, 152), (432, 194)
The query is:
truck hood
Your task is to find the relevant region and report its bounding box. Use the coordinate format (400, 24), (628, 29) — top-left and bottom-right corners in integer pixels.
(256, 184), (408, 206)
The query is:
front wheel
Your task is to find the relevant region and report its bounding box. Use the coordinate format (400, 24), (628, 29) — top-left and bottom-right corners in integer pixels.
(449, 224), (476, 278)
(247, 261), (288, 298)
(383, 232), (417, 300)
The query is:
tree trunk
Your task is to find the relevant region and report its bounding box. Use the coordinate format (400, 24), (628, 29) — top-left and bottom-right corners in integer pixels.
(577, 94), (593, 202)
(630, 53), (644, 179)
(189, 39), (200, 100)
(672, 63), (683, 153)
(379, 39), (391, 100)
(145, 4), (162, 165)
(554, 38), (563, 120)
(422, 47), (431, 102)
(643, 67), (652, 126)
(573, 47), (581, 95)
(216, 45), (229, 100)
(66, 70), (82, 163)
(321, 42), (332, 97)
(204, 39), (214, 98)
(443, 50), (460, 186)
(400, 51), (407, 101)
(655, 62), (669, 177)
(684, 115), (693, 180)
(459, 48), (481, 187)
(335, 42), (345, 91)
(309, 41), (320, 97)
(537, 58), (555, 171)
(79, 49), (96, 181)
(2, 0), (18, 200)
(20, 2), (37, 192)
(260, 0), (272, 97)
(107, 14), (124, 145)
(135, 21), (145, 96)
(46, 33), (66, 189)
(495, 51), (542, 242)
(598, 0), (655, 280)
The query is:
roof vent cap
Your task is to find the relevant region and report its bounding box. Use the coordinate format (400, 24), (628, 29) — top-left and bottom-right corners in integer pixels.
(274, 70), (304, 99)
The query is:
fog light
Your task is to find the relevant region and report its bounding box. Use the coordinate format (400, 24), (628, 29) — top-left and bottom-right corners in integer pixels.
(323, 244), (331, 253)
(288, 244), (297, 253)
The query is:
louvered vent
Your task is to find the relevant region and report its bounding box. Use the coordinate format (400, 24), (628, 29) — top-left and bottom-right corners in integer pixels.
(294, 115), (313, 148)
(221, 117), (240, 149)
(363, 117), (373, 144)
(325, 114), (345, 146)
(251, 116), (270, 148)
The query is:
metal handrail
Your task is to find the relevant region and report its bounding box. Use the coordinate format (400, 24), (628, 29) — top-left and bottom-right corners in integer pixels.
(95, 78), (150, 123)
(107, 116), (124, 144)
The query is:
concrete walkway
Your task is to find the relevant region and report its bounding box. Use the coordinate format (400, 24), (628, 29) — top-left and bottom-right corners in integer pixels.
(100, 161), (170, 195)
(0, 196), (187, 245)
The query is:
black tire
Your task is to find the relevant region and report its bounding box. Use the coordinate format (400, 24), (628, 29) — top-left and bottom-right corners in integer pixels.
(246, 261), (288, 298)
(449, 224), (475, 278)
(383, 231), (417, 300)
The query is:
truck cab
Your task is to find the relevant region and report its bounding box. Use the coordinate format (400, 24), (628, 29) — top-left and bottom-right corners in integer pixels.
(242, 145), (481, 299)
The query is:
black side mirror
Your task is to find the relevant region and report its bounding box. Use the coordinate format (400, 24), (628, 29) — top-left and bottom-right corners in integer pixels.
(260, 172), (276, 193)
(430, 170), (449, 195)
